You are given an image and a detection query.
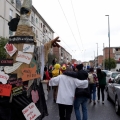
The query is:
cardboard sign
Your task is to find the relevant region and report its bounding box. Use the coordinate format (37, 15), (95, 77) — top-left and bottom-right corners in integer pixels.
(21, 66), (40, 81)
(23, 44), (34, 53)
(12, 86), (23, 96)
(0, 84), (12, 96)
(4, 62), (22, 74)
(4, 43), (17, 57)
(7, 74), (23, 87)
(9, 36), (34, 43)
(0, 59), (13, 66)
(16, 51), (32, 64)
(0, 71), (9, 84)
(22, 102), (41, 120)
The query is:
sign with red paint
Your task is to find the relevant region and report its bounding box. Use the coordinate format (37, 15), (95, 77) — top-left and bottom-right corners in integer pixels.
(4, 43), (17, 57)
(22, 102), (41, 120)
(0, 84), (12, 96)
(16, 51), (32, 64)
(0, 59), (13, 66)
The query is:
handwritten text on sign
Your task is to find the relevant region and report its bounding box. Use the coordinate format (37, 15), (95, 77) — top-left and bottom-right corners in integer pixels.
(0, 59), (13, 66)
(21, 66), (40, 81)
(9, 36), (34, 43)
(22, 102), (41, 120)
(0, 84), (12, 96)
(16, 51), (32, 64)
(0, 71), (9, 84)
(23, 44), (34, 53)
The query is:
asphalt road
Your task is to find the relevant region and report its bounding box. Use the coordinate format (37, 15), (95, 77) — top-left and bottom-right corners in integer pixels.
(43, 89), (120, 120)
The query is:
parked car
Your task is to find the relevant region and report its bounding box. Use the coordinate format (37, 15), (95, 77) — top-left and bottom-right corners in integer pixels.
(105, 71), (120, 90)
(107, 75), (120, 115)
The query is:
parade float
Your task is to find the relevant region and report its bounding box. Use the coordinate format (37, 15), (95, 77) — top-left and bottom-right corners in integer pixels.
(0, 0), (60, 120)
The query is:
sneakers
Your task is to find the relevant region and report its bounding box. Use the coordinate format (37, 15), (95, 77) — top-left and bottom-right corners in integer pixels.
(102, 101), (104, 104)
(93, 101), (96, 105)
(97, 100), (100, 103)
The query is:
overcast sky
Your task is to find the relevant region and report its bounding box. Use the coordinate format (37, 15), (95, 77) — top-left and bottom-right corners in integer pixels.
(33, 0), (120, 62)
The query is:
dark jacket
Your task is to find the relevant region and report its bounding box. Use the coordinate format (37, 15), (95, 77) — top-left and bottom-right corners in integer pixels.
(63, 70), (90, 98)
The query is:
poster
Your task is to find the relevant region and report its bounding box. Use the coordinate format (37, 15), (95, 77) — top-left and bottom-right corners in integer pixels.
(9, 36), (34, 43)
(0, 59), (13, 66)
(7, 74), (23, 87)
(23, 44), (34, 53)
(16, 51), (32, 64)
(4, 62), (22, 74)
(4, 43), (17, 57)
(0, 71), (9, 84)
(22, 102), (41, 120)
(0, 84), (12, 96)
(21, 66), (40, 81)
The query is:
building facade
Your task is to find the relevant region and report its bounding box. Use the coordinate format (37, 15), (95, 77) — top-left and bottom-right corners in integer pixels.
(0, 0), (54, 46)
(53, 46), (72, 64)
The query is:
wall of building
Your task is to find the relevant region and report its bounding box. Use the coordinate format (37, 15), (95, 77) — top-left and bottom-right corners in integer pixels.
(0, 0), (54, 46)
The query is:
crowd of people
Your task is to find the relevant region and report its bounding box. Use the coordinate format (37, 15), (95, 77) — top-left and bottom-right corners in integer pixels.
(43, 62), (107, 120)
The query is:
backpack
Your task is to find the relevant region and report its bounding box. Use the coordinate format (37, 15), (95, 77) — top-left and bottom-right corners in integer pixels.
(88, 73), (95, 84)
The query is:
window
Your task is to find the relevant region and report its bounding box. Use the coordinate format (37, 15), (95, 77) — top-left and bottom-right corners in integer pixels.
(11, 0), (14, 4)
(36, 30), (38, 38)
(9, 9), (13, 20)
(9, 9), (13, 35)
(41, 23), (42, 28)
(36, 18), (38, 23)
(31, 16), (34, 24)
(16, 0), (21, 11)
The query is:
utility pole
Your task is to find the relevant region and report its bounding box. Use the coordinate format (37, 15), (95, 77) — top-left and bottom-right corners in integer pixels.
(103, 43), (105, 69)
(105, 15), (111, 71)
(96, 43), (98, 67)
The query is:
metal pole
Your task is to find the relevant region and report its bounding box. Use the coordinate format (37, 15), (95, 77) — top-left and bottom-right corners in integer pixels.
(96, 43), (98, 67)
(105, 15), (110, 70)
(103, 43), (105, 69)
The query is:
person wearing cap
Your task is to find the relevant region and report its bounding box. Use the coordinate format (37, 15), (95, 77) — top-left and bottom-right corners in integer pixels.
(49, 67), (88, 120)
(52, 63), (62, 102)
(63, 63), (89, 120)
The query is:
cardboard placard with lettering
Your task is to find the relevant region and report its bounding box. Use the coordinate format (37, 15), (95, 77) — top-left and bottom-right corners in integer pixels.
(7, 74), (23, 87)
(4, 43), (17, 57)
(4, 62), (23, 74)
(9, 36), (34, 44)
(22, 102), (41, 120)
(12, 86), (23, 96)
(0, 59), (13, 66)
(0, 84), (12, 96)
(16, 51), (32, 64)
(21, 66), (40, 81)
(0, 71), (9, 84)
(23, 44), (34, 53)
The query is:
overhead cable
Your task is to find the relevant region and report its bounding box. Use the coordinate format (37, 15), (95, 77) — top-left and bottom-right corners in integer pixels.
(57, 0), (81, 51)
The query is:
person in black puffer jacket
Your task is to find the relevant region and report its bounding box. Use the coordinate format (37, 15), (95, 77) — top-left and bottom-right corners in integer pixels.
(63, 64), (89, 120)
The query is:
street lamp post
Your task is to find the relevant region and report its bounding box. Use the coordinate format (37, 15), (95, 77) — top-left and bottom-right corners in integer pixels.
(105, 15), (110, 71)
(96, 43), (98, 67)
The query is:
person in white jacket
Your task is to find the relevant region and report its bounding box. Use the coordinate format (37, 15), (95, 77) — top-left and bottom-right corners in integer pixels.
(49, 68), (88, 120)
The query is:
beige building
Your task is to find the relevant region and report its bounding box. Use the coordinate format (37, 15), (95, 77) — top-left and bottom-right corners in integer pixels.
(0, 0), (54, 46)
(53, 46), (72, 64)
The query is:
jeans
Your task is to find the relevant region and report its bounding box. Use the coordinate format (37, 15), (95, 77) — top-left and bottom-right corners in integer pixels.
(74, 97), (88, 120)
(58, 104), (73, 120)
(97, 85), (105, 101)
(89, 84), (96, 101)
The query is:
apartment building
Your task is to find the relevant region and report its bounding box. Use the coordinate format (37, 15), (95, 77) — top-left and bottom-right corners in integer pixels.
(0, 0), (54, 46)
(53, 46), (72, 64)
